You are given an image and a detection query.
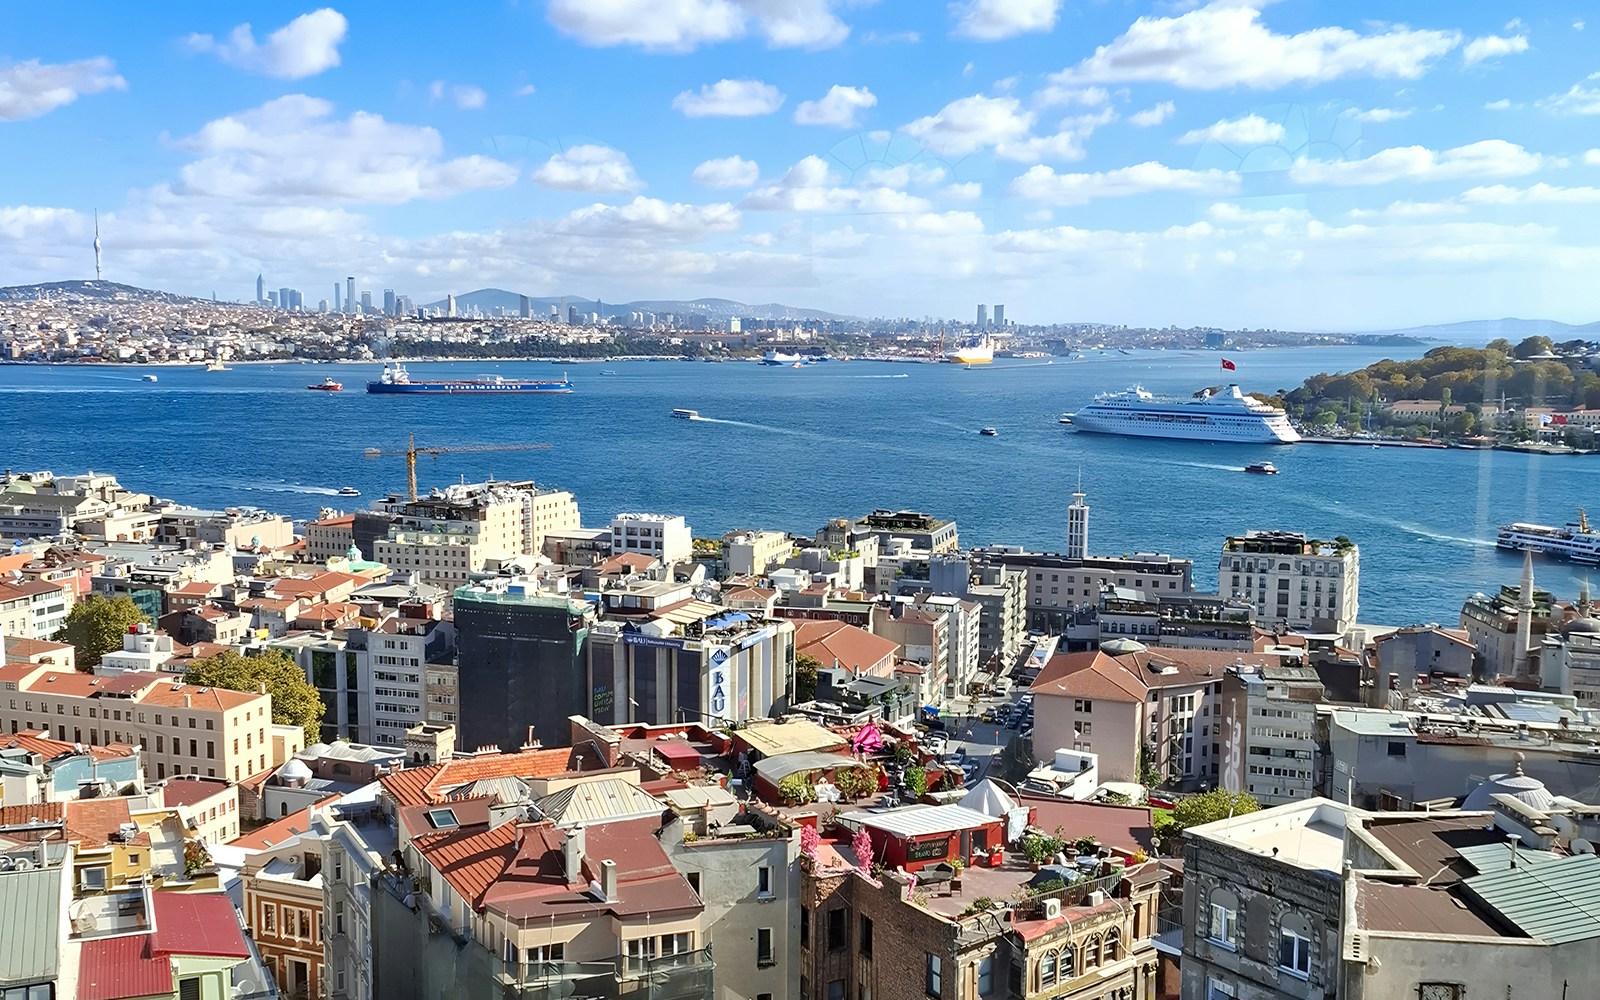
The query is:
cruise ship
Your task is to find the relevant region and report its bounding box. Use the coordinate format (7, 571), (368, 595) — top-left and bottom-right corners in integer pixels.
(946, 335), (994, 365)
(1497, 510), (1600, 564)
(1072, 384), (1301, 443)
(366, 363), (573, 394)
(760, 350), (801, 366)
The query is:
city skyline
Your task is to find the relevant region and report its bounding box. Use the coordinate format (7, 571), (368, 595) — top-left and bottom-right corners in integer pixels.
(1, 3), (1599, 328)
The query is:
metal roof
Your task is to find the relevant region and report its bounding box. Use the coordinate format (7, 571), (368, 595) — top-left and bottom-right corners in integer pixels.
(1462, 854), (1600, 944)
(0, 864), (63, 985)
(1456, 843), (1561, 874)
(844, 804), (998, 839)
(753, 750), (857, 783)
(537, 777), (664, 828)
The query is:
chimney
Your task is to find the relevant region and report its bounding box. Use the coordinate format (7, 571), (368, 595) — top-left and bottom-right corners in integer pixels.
(562, 826), (587, 883)
(600, 858), (618, 902)
(183, 694), (192, 709)
(1508, 834), (1521, 870)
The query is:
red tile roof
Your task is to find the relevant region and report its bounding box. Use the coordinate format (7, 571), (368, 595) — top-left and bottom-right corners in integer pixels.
(160, 776), (236, 809)
(64, 798), (147, 848)
(1, 729), (129, 762)
(0, 801), (65, 827)
(151, 891), (252, 958)
(795, 619), (900, 673)
(77, 934), (173, 1000)
(380, 747), (597, 808)
(1032, 647), (1281, 702)
(227, 796), (339, 850)
(1, 636), (74, 659)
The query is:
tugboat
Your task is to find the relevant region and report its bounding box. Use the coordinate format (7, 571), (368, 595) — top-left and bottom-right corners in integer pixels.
(307, 377), (343, 392)
(979, 427), (999, 437)
(1244, 461), (1279, 475)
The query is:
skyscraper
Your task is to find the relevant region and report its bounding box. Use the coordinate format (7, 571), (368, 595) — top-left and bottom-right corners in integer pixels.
(257, 274), (265, 303)
(976, 304), (988, 328)
(383, 289), (396, 316)
(267, 291), (279, 308)
(346, 277), (355, 315)
(993, 304), (1005, 328)
(519, 294), (530, 319)
(333, 282), (341, 312)
(279, 287), (291, 310)
(361, 291), (373, 313)
(567, 305), (578, 325)
(446, 293), (457, 318)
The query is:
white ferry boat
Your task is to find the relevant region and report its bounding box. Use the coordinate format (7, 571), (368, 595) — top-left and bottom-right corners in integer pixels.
(671, 408), (698, 420)
(760, 350), (801, 366)
(1497, 510), (1600, 564)
(1073, 384), (1300, 443)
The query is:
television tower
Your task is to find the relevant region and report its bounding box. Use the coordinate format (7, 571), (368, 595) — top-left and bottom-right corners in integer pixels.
(93, 210), (102, 281)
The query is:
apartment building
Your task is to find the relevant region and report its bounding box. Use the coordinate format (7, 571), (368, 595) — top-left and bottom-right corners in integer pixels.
(372, 481), (580, 587)
(0, 661), (291, 781)
(1218, 530), (1360, 635)
(724, 529), (791, 576)
(157, 505), (295, 550)
(610, 511), (694, 564)
(0, 578), (73, 640)
(1217, 663), (1324, 806)
(304, 512), (356, 562)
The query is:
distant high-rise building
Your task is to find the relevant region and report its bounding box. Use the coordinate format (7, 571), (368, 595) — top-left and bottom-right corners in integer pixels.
(279, 287), (291, 311)
(360, 291), (373, 313)
(976, 304), (988, 328)
(346, 277), (355, 315)
(267, 291), (279, 308)
(446, 294), (457, 318)
(383, 289), (396, 316)
(993, 304), (1005, 328)
(256, 274), (265, 303)
(519, 294), (530, 318)
(567, 305), (578, 325)
(333, 283), (341, 312)
(292, 290), (304, 310)
(318, 299), (330, 313)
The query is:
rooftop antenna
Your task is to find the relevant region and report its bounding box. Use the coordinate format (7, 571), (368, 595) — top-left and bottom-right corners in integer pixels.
(93, 210), (102, 281)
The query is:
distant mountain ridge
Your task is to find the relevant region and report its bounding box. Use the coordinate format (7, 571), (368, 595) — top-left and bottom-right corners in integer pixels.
(1368, 317), (1600, 343)
(0, 280), (210, 305)
(420, 288), (854, 322)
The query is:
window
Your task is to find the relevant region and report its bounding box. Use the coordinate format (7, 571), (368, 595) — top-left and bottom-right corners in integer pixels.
(828, 907), (848, 950)
(625, 937), (657, 974)
(757, 928), (775, 966)
(925, 954), (941, 998)
(1083, 934), (1100, 970)
(860, 915), (872, 957)
(127, 852), (140, 866)
(335, 902), (345, 934)
(800, 907), (810, 948)
(261, 906), (275, 934)
(757, 865), (772, 897)
(178, 979), (201, 1000)
(1206, 979), (1235, 1000)
(977, 955), (993, 997)
(686, 871), (701, 897)
(1074, 699), (1093, 713)
(80, 866), (107, 891)
(1209, 896), (1239, 949)
(1103, 928), (1120, 962)
(1418, 986), (1464, 1000)
(1387, 741), (1407, 757)
(528, 943), (565, 963)
(334, 855), (343, 882)
(1278, 924), (1311, 978)
(660, 933), (691, 957)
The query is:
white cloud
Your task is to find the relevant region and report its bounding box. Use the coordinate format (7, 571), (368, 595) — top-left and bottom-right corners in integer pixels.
(673, 78), (784, 118)
(741, 155), (930, 214)
(0, 57), (126, 121)
(863, 30), (920, 44)
(1586, 149), (1600, 165)
(1346, 200), (1466, 219)
(944, 181), (983, 200)
(1010, 161), (1239, 205)
(902, 94), (1033, 156)
(1538, 77), (1600, 115)
(1463, 34), (1529, 65)
(951, 0), (1061, 41)
(515, 84), (537, 98)
(184, 8), (348, 79)
(554, 196), (740, 242)
(1177, 114), (1285, 145)
(1128, 101), (1175, 127)
(1484, 98), (1513, 110)
(429, 81), (487, 110)
(692, 155), (760, 189)
(545, 0), (847, 52)
(1291, 140), (1544, 186)
(794, 85), (877, 127)
(995, 107), (1115, 162)
(1342, 107), (1412, 123)
(1461, 183), (1600, 205)
(532, 145), (645, 194)
(1052, 0), (1460, 90)
(1034, 84), (1111, 109)
(172, 95), (518, 204)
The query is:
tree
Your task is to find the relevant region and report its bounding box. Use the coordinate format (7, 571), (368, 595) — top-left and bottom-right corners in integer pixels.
(53, 594), (149, 671)
(1512, 335), (1555, 360)
(795, 653), (821, 703)
(185, 650), (325, 741)
(1170, 790), (1260, 834)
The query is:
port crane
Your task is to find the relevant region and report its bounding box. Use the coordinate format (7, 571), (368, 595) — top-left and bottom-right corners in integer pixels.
(363, 435), (553, 502)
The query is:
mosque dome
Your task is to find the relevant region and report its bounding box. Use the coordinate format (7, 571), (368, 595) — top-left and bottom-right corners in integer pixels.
(1100, 638), (1147, 655)
(277, 758), (313, 785)
(1568, 616), (1600, 635)
(1462, 754), (1555, 812)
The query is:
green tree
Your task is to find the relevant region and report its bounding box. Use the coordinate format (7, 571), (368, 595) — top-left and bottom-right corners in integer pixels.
(185, 650), (325, 741)
(795, 652), (821, 702)
(1512, 335), (1555, 360)
(53, 594), (150, 671)
(1170, 790), (1261, 834)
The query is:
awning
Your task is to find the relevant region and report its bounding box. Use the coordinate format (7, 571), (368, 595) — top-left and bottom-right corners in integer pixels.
(923, 705), (940, 715)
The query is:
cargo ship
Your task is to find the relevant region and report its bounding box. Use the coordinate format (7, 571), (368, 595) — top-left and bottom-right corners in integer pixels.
(366, 364), (573, 394)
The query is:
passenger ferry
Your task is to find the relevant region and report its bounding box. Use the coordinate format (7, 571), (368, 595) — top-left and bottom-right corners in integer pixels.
(760, 350), (801, 366)
(671, 409), (699, 420)
(1497, 510), (1600, 564)
(1072, 384), (1300, 443)
(366, 363), (572, 394)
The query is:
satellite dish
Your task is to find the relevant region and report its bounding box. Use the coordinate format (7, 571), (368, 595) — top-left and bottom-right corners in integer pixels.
(1572, 838), (1595, 855)
(14, 858), (34, 871)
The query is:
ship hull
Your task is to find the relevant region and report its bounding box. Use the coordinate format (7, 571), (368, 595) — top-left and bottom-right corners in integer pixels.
(366, 381), (572, 394)
(1073, 409), (1299, 443)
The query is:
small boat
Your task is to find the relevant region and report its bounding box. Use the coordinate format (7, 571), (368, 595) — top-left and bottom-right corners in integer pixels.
(792, 362), (804, 369)
(979, 427), (998, 437)
(337, 486), (361, 497)
(307, 378), (343, 392)
(671, 409), (698, 420)
(600, 369), (618, 376)
(1244, 462), (1279, 475)
(142, 374), (158, 383)
(963, 364), (973, 371)
(205, 361), (228, 372)
(1058, 413), (1074, 425)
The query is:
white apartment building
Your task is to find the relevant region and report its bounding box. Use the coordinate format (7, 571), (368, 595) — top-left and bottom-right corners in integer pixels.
(372, 482), (580, 587)
(97, 623), (178, 674)
(723, 530), (791, 576)
(1218, 663), (1321, 806)
(1219, 529), (1360, 634)
(0, 579), (75, 641)
(609, 512), (692, 565)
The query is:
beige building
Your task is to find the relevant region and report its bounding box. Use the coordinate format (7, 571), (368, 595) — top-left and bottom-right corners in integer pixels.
(373, 481), (580, 587)
(305, 513), (356, 562)
(1219, 530), (1360, 634)
(0, 661), (296, 782)
(724, 530), (792, 576)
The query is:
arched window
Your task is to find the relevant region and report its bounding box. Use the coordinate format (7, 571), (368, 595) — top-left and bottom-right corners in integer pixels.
(1084, 934), (1101, 969)
(280, 801), (289, 817)
(1277, 913), (1313, 978)
(1104, 928), (1121, 963)
(1207, 887), (1240, 948)
(1040, 950), (1056, 990)
(1058, 944), (1074, 982)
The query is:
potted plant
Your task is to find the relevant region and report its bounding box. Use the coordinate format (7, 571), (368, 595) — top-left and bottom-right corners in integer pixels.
(950, 857), (965, 891)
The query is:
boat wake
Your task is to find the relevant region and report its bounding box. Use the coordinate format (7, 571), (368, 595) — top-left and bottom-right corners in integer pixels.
(853, 373), (910, 379)
(1166, 461), (1245, 472)
(691, 416), (813, 438)
(237, 481), (342, 496)
(1301, 498), (1493, 549)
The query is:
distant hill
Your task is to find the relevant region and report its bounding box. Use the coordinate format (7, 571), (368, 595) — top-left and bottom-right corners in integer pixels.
(1370, 317), (1600, 343)
(0, 280), (210, 305)
(421, 288), (854, 322)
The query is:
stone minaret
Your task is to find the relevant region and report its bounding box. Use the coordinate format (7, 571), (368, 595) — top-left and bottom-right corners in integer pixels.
(1514, 549), (1535, 678)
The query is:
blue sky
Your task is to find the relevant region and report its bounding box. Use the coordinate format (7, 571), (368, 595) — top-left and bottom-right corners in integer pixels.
(2, 1), (1598, 328)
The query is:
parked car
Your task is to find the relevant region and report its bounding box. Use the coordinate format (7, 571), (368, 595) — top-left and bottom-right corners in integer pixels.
(980, 709), (996, 723)
(924, 733), (948, 754)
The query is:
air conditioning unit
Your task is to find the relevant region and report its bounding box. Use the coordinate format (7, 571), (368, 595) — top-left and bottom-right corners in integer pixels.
(1041, 898), (1062, 920)
(1088, 890), (1106, 906)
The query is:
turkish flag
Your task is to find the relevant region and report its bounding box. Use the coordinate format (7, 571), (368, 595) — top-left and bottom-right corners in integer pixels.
(1221, 358), (1236, 371)
(1554, 414), (1569, 425)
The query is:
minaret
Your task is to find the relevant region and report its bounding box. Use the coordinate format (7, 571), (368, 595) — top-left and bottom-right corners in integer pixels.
(1066, 470), (1089, 560)
(92, 210), (102, 280)
(1514, 549), (1535, 678)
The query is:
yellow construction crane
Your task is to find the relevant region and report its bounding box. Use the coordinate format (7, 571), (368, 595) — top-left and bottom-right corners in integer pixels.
(362, 434), (554, 502)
